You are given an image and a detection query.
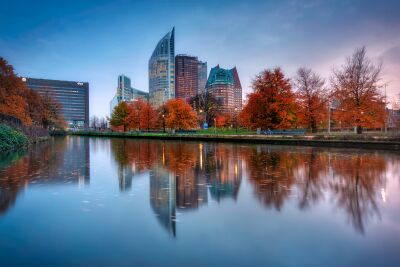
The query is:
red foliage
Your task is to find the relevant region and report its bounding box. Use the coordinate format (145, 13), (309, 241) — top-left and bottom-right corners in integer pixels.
(240, 68), (297, 130)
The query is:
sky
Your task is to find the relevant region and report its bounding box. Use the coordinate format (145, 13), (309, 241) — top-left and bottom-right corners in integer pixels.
(1, 0), (399, 117)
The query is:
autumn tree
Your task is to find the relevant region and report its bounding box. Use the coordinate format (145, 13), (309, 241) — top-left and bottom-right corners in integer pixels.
(0, 57), (65, 129)
(0, 58), (32, 125)
(189, 91), (218, 127)
(125, 99), (157, 131)
(240, 68), (297, 130)
(110, 101), (129, 131)
(331, 47), (385, 134)
(294, 67), (328, 133)
(163, 99), (197, 130)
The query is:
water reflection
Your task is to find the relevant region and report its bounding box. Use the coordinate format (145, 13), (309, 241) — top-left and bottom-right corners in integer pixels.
(0, 136), (90, 215)
(1, 137), (398, 237)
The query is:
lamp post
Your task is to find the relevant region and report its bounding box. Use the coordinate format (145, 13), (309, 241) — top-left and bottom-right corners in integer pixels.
(328, 102), (331, 135)
(162, 114), (165, 133)
(214, 118), (217, 135)
(234, 107), (238, 133)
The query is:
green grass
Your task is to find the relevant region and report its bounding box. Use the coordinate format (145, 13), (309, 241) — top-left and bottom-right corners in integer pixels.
(0, 124), (29, 152)
(197, 127), (256, 135)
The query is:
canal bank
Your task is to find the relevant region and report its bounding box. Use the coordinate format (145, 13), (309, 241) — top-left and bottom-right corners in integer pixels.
(70, 131), (400, 151)
(0, 124), (50, 153)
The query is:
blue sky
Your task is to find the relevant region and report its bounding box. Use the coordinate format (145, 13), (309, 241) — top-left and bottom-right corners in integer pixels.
(1, 0), (399, 117)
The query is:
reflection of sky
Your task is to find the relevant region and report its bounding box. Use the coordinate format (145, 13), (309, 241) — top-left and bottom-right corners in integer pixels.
(1, 0), (399, 117)
(1, 138), (400, 266)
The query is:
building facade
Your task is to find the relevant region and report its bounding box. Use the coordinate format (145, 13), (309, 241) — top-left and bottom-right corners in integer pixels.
(206, 65), (242, 114)
(23, 77), (89, 129)
(197, 61), (207, 94)
(110, 75), (149, 115)
(175, 55), (198, 101)
(175, 54), (207, 102)
(149, 27), (175, 107)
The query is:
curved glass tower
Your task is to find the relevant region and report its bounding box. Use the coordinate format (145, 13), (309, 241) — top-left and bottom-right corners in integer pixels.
(149, 27), (175, 107)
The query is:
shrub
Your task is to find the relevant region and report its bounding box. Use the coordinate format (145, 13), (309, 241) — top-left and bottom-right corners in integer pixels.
(0, 124), (29, 152)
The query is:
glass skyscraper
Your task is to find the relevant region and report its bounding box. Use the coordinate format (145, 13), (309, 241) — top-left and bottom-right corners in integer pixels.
(175, 55), (207, 102)
(110, 75), (149, 115)
(149, 27), (175, 107)
(23, 77), (89, 129)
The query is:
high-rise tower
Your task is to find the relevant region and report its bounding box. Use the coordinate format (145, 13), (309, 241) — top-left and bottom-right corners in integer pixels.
(149, 27), (175, 107)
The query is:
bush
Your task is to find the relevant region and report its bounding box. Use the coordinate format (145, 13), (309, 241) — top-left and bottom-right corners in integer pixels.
(0, 124), (29, 152)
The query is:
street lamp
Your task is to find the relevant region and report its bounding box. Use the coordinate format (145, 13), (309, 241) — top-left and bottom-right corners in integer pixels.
(234, 107), (238, 133)
(162, 114), (165, 133)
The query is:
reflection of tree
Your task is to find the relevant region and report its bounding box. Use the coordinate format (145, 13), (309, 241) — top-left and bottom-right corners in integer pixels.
(110, 139), (158, 191)
(0, 136), (90, 215)
(329, 153), (386, 234)
(244, 146), (300, 210)
(296, 150), (328, 210)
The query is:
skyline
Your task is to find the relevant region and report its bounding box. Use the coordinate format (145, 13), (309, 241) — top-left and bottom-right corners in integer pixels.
(1, 0), (399, 117)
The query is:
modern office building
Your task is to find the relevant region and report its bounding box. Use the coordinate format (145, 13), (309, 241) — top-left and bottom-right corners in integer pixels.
(109, 75), (149, 115)
(206, 65), (242, 114)
(197, 61), (207, 94)
(23, 77), (89, 129)
(149, 27), (175, 107)
(175, 55), (207, 102)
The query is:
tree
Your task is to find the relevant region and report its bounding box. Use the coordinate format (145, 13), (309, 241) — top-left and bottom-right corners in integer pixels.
(163, 99), (197, 130)
(189, 91), (218, 127)
(125, 99), (157, 131)
(240, 68), (297, 130)
(294, 67), (328, 133)
(110, 101), (129, 131)
(0, 57), (65, 129)
(0, 58), (32, 125)
(331, 46), (385, 134)
(90, 116), (99, 129)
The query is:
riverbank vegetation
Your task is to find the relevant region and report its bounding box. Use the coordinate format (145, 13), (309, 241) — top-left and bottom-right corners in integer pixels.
(0, 124), (29, 152)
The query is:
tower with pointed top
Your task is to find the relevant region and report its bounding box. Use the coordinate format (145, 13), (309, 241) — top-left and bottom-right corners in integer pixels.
(148, 27), (175, 107)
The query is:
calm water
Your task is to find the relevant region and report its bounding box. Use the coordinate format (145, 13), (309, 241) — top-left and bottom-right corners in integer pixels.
(0, 137), (399, 267)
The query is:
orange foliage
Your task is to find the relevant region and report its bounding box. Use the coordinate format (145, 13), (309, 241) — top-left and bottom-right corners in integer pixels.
(125, 99), (157, 131)
(0, 57), (64, 128)
(240, 68), (297, 130)
(163, 99), (197, 130)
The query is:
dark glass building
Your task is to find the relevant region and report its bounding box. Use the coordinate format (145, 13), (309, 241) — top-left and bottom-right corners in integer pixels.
(175, 55), (207, 102)
(23, 77), (89, 128)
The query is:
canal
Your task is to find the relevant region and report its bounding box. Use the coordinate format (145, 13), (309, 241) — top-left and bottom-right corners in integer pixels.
(0, 136), (399, 267)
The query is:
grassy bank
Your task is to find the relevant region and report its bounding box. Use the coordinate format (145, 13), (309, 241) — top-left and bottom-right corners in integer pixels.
(0, 124), (29, 152)
(69, 130), (400, 150)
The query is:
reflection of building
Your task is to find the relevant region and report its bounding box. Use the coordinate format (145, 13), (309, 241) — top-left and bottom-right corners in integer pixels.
(175, 55), (207, 102)
(206, 145), (242, 202)
(23, 77), (89, 129)
(150, 166), (176, 236)
(149, 27), (175, 107)
(110, 75), (149, 116)
(206, 65), (242, 114)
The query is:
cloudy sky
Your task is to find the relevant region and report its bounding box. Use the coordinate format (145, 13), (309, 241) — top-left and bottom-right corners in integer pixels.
(1, 0), (399, 117)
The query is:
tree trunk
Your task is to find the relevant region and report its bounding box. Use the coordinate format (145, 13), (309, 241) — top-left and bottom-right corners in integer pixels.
(356, 125), (362, 134)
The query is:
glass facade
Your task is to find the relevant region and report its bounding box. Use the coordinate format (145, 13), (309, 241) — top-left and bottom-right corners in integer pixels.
(175, 55), (207, 102)
(110, 75), (149, 115)
(149, 27), (175, 107)
(206, 65), (242, 114)
(24, 78), (89, 129)
(197, 61), (207, 94)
